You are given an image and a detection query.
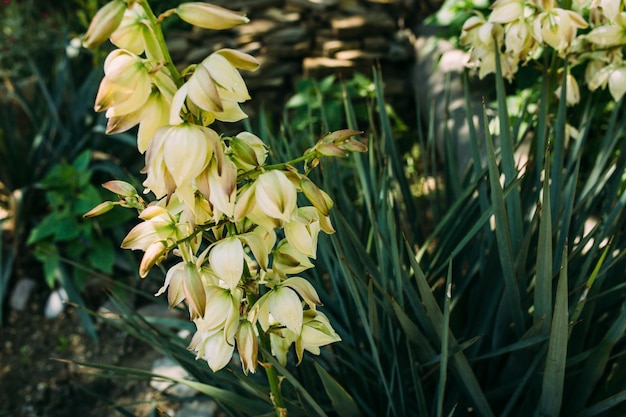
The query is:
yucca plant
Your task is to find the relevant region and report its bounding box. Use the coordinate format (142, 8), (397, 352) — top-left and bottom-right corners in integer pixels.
(66, 0), (626, 415)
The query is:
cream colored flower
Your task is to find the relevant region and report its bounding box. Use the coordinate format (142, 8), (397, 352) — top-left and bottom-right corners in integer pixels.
(105, 88), (173, 153)
(236, 320), (258, 374)
(238, 227), (277, 271)
(121, 206), (180, 252)
(594, 0), (623, 22)
(255, 170), (298, 223)
(489, 0), (527, 24)
(555, 72), (581, 106)
(143, 124), (220, 200)
(110, 2), (148, 55)
(209, 237), (245, 291)
(609, 66), (626, 100)
(295, 311), (341, 364)
(272, 239), (315, 276)
(206, 158), (238, 220)
(533, 8), (588, 55)
(82, 0), (126, 49)
(586, 13), (626, 47)
(154, 261), (206, 319)
(229, 131), (268, 172)
(189, 328), (235, 372)
(257, 286), (304, 335)
(183, 50), (260, 124)
(284, 207), (326, 259)
(94, 49), (152, 115)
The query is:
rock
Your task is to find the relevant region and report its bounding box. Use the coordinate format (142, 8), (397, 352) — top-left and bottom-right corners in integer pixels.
(9, 277), (36, 311)
(159, 0), (418, 116)
(44, 288), (68, 319)
(150, 357), (198, 398)
(175, 399), (218, 417)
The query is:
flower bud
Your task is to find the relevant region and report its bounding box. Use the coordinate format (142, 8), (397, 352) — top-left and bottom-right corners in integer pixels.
(102, 180), (138, 197)
(82, 0), (126, 49)
(319, 129), (362, 144)
(183, 262), (207, 320)
(83, 201), (116, 218)
(316, 143), (347, 158)
(139, 241), (167, 278)
(230, 132), (268, 171)
(340, 139), (368, 153)
(236, 321), (258, 375)
(176, 2), (249, 30)
(300, 176), (333, 216)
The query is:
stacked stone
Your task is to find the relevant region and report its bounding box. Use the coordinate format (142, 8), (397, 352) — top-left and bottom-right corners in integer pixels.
(166, 0), (417, 111)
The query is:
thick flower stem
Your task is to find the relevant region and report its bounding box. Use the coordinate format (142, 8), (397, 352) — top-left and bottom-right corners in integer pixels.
(137, 0), (182, 85)
(260, 331), (287, 416)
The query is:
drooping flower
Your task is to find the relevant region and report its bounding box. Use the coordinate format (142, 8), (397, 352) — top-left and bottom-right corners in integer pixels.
(183, 49), (260, 124)
(555, 72), (582, 106)
(110, 2), (148, 55)
(272, 239), (315, 276)
(236, 320), (258, 374)
(295, 311), (341, 364)
(209, 237), (245, 291)
(229, 131), (268, 172)
(82, 0), (126, 49)
(94, 49), (153, 115)
(532, 7), (588, 55)
(255, 170), (298, 223)
(189, 328), (236, 372)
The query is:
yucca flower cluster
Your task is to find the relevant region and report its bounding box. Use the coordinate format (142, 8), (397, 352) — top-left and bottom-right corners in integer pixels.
(460, 0), (626, 104)
(83, 0), (366, 376)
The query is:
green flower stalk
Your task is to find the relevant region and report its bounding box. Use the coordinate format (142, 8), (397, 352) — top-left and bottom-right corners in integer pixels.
(83, 1), (366, 413)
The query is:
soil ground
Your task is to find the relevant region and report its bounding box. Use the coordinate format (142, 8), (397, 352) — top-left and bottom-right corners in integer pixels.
(0, 284), (172, 417)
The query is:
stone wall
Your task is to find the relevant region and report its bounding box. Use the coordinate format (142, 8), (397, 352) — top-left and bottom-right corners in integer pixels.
(166, 0), (420, 114)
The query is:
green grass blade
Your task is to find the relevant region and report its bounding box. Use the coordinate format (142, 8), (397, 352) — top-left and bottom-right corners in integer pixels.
(437, 261), (453, 417)
(391, 298), (437, 361)
(314, 362), (361, 417)
(566, 298), (626, 414)
(578, 96), (625, 203)
(549, 63), (569, 221)
(330, 228), (398, 416)
(538, 245), (569, 417)
(493, 42), (523, 253)
(578, 391), (626, 417)
(0, 219), (14, 325)
(535, 149), (553, 334)
(405, 239), (495, 417)
(62, 360), (273, 415)
(484, 108), (525, 336)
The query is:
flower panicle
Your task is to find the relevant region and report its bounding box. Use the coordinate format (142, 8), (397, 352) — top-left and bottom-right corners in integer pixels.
(82, 0), (358, 377)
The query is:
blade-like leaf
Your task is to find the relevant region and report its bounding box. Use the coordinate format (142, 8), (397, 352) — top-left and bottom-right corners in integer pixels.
(484, 108), (525, 336)
(405, 240), (495, 417)
(535, 149), (553, 334)
(314, 362), (361, 417)
(539, 245), (569, 417)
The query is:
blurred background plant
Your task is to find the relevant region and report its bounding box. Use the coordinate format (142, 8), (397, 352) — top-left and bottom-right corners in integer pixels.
(0, 0), (142, 331)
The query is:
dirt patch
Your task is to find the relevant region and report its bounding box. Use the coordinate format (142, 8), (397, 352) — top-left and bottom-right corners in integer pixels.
(0, 285), (172, 417)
